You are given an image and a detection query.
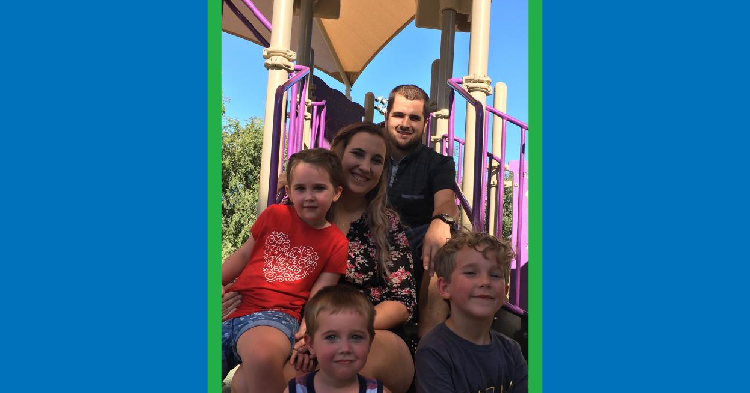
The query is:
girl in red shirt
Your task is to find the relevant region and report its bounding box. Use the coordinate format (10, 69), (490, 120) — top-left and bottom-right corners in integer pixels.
(222, 148), (349, 393)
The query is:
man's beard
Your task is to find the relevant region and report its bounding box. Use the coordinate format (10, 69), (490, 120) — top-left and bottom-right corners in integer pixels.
(390, 129), (423, 152)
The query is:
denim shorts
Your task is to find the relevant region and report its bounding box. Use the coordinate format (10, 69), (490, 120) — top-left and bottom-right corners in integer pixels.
(222, 310), (299, 378)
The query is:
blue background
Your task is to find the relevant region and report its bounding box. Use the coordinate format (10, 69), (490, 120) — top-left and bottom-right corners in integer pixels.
(543, 0), (750, 391)
(3, 0), (749, 391)
(2, 1), (208, 391)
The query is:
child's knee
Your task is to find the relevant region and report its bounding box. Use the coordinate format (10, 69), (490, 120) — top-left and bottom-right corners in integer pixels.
(236, 327), (291, 370)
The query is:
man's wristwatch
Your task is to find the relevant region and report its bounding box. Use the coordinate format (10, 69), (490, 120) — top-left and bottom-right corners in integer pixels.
(432, 214), (458, 231)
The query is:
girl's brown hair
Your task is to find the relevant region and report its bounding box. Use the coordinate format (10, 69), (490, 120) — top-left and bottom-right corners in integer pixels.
(285, 148), (345, 190)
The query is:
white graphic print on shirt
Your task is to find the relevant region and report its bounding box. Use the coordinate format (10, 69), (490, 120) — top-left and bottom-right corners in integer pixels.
(263, 231), (319, 282)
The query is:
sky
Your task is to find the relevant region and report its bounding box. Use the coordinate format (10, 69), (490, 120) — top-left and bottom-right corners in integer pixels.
(222, 0), (528, 161)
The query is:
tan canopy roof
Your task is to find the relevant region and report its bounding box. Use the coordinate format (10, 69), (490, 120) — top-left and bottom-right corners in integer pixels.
(222, 0), (416, 87)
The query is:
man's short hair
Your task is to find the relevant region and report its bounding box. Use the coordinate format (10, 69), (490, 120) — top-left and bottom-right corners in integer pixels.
(433, 231), (515, 287)
(386, 84), (430, 121)
(304, 284), (376, 341)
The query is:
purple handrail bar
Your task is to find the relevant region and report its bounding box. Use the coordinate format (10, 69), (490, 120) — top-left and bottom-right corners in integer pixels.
(424, 113), (432, 146)
(311, 102), (320, 148)
(240, 0), (272, 32)
(318, 106), (328, 148)
(310, 100), (327, 149)
(286, 68), (309, 160)
(488, 152), (504, 237)
(447, 90), (456, 157)
(267, 66), (310, 207)
(288, 83), (298, 157)
(447, 78), (486, 232)
(224, 0), (270, 47)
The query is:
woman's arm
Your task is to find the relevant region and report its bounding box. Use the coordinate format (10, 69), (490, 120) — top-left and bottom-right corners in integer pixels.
(377, 212), (417, 326)
(373, 301), (409, 330)
(222, 235), (255, 286)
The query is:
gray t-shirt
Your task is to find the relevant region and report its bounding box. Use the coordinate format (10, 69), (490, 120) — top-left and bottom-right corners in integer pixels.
(415, 322), (528, 393)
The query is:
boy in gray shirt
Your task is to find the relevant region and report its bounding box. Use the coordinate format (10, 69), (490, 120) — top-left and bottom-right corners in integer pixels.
(415, 231), (528, 393)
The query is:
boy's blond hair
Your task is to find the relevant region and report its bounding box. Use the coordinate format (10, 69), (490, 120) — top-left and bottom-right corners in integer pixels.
(433, 231), (515, 287)
(304, 284), (376, 341)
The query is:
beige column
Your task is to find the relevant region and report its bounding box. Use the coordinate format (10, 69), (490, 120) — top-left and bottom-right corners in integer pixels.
(488, 82), (507, 236)
(425, 60), (439, 149)
(461, 0), (492, 227)
(434, 3), (457, 153)
(363, 92), (375, 122)
(258, 0), (296, 213)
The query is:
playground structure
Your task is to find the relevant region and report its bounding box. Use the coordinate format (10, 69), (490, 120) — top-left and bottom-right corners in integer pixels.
(223, 0), (528, 357)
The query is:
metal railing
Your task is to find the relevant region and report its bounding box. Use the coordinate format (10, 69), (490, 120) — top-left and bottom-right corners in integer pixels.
(223, 0), (270, 47)
(310, 101), (328, 149)
(267, 66), (310, 206)
(265, 65), (328, 206)
(445, 77), (529, 309)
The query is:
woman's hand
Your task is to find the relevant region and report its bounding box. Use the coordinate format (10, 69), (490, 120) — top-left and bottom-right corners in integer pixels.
(222, 284), (241, 321)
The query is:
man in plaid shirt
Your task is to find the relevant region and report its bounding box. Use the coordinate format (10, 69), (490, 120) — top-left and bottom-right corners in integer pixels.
(383, 85), (459, 338)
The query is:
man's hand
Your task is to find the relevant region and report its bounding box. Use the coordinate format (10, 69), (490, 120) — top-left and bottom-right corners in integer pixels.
(222, 284), (241, 321)
(421, 219), (452, 277)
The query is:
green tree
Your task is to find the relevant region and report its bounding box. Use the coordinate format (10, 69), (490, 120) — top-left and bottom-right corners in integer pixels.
(502, 175), (513, 239)
(222, 106), (264, 259)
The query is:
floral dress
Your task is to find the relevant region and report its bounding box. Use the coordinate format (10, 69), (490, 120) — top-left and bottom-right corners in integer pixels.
(341, 210), (417, 322)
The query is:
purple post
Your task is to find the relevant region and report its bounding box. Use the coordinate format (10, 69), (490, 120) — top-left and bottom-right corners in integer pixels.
(424, 113), (432, 146)
(447, 78), (485, 232)
(311, 104), (318, 148)
(282, 95), (288, 161)
(319, 106), (328, 149)
(266, 66), (310, 207)
(456, 137), (464, 187)
(448, 89), (455, 157)
(296, 78), (307, 151)
(514, 128), (527, 307)
(240, 0), (272, 32)
(288, 82), (298, 159)
(448, 89), (458, 154)
(481, 109), (491, 231)
(488, 153), (503, 238)
(310, 101), (326, 148)
(498, 118), (507, 234)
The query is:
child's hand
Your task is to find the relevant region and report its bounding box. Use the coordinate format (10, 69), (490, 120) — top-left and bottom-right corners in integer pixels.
(221, 284), (241, 321)
(290, 343), (316, 373)
(289, 323), (316, 372)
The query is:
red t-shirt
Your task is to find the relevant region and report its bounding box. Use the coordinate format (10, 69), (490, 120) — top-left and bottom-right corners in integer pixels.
(226, 204), (348, 321)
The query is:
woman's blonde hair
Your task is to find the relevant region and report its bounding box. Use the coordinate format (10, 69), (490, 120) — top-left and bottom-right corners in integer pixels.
(331, 122), (395, 277)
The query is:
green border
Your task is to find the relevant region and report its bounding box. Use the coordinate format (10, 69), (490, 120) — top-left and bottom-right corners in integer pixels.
(528, 0), (542, 391)
(208, 0), (221, 391)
